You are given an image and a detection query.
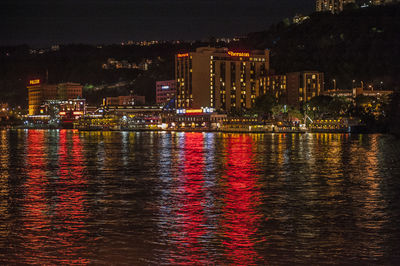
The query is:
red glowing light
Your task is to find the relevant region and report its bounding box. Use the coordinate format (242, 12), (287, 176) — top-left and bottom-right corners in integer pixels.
(169, 133), (208, 264)
(55, 130), (89, 264)
(22, 130), (49, 264)
(21, 130), (89, 265)
(177, 53), (189, 58)
(221, 135), (265, 264)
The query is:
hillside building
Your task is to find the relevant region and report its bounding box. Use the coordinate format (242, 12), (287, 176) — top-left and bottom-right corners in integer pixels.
(316, 0), (356, 13)
(156, 80), (176, 105)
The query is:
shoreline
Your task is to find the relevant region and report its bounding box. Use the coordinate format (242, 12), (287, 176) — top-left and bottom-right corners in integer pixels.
(1, 126), (384, 134)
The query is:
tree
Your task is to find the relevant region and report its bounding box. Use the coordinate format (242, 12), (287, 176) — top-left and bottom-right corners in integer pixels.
(252, 94), (277, 118)
(328, 96), (351, 116)
(307, 95), (334, 119)
(287, 106), (303, 121)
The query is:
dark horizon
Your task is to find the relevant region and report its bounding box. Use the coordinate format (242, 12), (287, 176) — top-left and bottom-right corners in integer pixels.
(1, 0), (315, 47)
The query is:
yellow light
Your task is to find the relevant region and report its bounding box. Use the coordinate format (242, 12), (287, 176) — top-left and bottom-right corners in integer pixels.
(228, 51), (250, 57)
(185, 109), (203, 114)
(177, 53), (189, 58)
(29, 79), (40, 85)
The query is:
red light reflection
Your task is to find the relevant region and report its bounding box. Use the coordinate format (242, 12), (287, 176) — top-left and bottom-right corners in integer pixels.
(169, 133), (208, 265)
(221, 135), (264, 264)
(21, 130), (89, 265)
(22, 130), (51, 264)
(55, 130), (89, 264)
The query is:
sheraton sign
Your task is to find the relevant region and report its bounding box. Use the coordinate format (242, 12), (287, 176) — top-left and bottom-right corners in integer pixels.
(227, 51), (250, 57)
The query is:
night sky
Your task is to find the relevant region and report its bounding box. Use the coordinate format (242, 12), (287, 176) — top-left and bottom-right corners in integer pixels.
(1, 0), (314, 46)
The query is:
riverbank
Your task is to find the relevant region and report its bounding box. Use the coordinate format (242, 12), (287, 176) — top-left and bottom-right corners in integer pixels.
(6, 125), (355, 134)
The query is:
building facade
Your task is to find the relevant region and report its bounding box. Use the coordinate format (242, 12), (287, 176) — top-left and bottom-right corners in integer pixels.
(367, 0), (399, 5)
(57, 83), (83, 100)
(259, 75), (287, 102)
(286, 71), (324, 109)
(103, 95), (145, 106)
(316, 0), (355, 13)
(156, 80), (176, 105)
(28, 80), (83, 116)
(39, 99), (86, 119)
(175, 47), (269, 112)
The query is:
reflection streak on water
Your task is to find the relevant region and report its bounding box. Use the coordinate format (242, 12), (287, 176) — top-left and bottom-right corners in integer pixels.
(0, 131), (9, 246)
(55, 130), (89, 264)
(21, 130), (50, 264)
(221, 134), (264, 265)
(169, 133), (208, 265)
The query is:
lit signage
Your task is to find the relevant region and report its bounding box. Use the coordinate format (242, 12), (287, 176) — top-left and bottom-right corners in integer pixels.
(185, 109), (203, 114)
(29, 79), (40, 85)
(59, 111), (66, 116)
(176, 108), (214, 115)
(161, 85), (170, 90)
(73, 111), (83, 115)
(177, 53), (189, 58)
(228, 51), (250, 57)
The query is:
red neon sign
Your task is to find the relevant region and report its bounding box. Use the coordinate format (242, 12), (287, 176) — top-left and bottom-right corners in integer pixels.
(177, 53), (189, 58)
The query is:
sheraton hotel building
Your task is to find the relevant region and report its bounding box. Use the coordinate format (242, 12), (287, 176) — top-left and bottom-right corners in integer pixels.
(175, 47), (323, 111)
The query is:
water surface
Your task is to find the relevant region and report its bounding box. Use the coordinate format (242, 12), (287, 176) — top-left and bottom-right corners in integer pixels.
(0, 130), (400, 264)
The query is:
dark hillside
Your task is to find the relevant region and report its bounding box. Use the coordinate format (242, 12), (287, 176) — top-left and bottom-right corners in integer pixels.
(241, 4), (400, 90)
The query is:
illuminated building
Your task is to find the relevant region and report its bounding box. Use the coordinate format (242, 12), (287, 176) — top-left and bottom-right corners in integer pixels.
(322, 87), (393, 98)
(293, 14), (310, 24)
(27, 80), (83, 115)
(39, 99), (86, 118)
(0, 103), (9, 118)
(365, 0), (399, 5)
(316, 0), (355, 13)
(163, 108), (226, 129)
(27, 79), (57, 115)
(103, 95), (145, 106)
(57, 83), (83, 100)
(175, 47), (269, 112)
(156, 80), (176, 105)
(259, 75), (287, 101)
(286, 71), (324, 109)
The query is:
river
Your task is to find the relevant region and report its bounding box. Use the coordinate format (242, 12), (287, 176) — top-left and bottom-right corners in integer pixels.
(0, 130), (400, 265)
